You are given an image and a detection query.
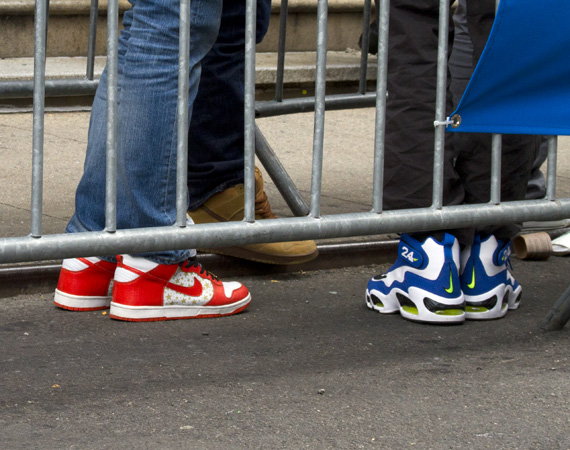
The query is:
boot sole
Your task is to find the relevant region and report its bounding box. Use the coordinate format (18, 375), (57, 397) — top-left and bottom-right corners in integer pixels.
(197, 246), (318, 265)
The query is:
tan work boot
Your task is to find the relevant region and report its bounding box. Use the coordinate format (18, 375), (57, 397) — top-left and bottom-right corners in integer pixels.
(188, 167), (318, 264)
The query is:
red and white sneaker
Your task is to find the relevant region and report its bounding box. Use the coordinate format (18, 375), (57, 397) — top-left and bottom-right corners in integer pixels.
(109, 255), (251, 322)
(54, 257), (117, 311)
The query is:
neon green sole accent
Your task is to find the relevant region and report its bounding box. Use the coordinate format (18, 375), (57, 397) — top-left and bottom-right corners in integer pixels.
(402, 306), (463, 316)
(465, 306), (489, 313)
(401, 305), (418, 315)
(435, 309), (464, 316)
(375, 302), (384, 308)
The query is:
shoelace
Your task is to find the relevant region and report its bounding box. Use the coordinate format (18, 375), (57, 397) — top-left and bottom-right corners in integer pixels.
(499, 242), (514, 272)
(505, 252), (514, 272)
(183, 258), (219, 281)
(254, 188), (277, 219)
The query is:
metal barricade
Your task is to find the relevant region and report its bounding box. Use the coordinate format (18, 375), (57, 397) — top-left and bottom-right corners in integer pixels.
(1, 0), (569, 328)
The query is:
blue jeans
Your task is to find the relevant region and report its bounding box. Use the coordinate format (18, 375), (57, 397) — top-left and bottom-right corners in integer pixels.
(67, 0), (223, 264)
(187, 0), (272, 210)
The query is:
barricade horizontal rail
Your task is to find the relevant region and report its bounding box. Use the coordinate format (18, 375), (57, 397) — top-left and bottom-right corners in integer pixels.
(0, 79), (377, 118)
(1, 0), (570, 328)
(1, 200), (569, 265)
(0, 79), (99, 99)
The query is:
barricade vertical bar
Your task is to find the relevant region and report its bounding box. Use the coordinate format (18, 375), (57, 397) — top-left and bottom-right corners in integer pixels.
(489, 0), (502, 206)
(546, 136), (558, 201)
(30, 0), (49, 238)
(46, 0), (51, 37)
(176, 0), (191, 227)
(105, 0), (119, 232)
(490, 134), (502, 204)
(309, 0), (328, 218)
(432, 0), (450, 210)
(244, 0), (257, 222)
(371, 0), (389, 213)
(275, 0), (289, 102)
(86, 0), (99, 80)
(358, 0), (372, 95)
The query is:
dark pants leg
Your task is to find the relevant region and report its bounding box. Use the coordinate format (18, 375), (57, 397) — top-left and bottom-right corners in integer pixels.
(359, 0), (380, 54)
(187, 0), (272, 210)
(383, 0), (463, 212)
(384, 0), (537, 245)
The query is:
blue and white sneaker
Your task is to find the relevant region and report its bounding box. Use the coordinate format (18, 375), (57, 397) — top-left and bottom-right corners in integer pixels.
(365, 233), (465, 324)
(460, 234), (522, 320)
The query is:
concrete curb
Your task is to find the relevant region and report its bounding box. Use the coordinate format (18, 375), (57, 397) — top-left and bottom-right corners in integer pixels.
(0, 51), (376, 85)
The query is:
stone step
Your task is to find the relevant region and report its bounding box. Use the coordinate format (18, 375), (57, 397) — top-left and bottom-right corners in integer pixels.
(0, 51), (377, 108)
(0, 51), (376, 85)
(0, 0), (371, 58)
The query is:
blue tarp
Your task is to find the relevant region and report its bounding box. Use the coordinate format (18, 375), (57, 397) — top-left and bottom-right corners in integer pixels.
(448, 0), (570, 136)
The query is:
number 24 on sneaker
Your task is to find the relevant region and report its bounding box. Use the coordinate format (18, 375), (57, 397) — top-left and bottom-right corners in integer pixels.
(109, 255), (251, 322)
(365, 233), (465, 324)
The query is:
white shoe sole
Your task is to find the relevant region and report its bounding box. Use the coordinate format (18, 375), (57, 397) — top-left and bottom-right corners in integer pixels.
(465, 284), (510, 320)
(109, 294), (251, 321)
(367, 286), (465, 324)
(365, 288), (400, 314)
(54, 289), (111, 311)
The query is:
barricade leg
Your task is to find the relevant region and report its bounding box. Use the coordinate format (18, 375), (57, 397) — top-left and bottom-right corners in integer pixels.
(255, 126), (310, 217)
(541, 286), (570, 331)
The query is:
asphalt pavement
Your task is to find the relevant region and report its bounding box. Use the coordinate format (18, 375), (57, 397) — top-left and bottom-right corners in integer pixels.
(1, 257), (569, 449)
